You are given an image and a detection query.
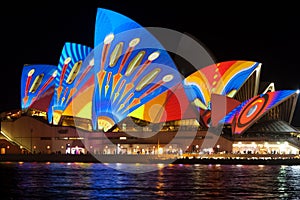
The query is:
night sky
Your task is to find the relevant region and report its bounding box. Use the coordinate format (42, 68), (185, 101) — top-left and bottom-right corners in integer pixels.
(1, 1), (300, 125)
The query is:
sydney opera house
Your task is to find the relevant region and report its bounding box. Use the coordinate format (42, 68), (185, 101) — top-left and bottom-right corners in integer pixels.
(1, 8), (300, 157)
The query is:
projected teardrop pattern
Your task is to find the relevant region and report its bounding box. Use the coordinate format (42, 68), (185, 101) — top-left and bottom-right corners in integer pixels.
(31, 70), (57, 103)
(22, 68), (35, 107)
(50, 43), (92, 125)
(93, 34), (179, 131)
(21, 65), (57, 109)
(55, 43), (92, 107)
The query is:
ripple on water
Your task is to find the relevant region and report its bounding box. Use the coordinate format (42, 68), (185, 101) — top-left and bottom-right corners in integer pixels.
(1, 162), (300, 199)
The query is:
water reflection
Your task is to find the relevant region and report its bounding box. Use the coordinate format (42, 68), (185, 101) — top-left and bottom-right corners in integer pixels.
(1, 162), (300, 199)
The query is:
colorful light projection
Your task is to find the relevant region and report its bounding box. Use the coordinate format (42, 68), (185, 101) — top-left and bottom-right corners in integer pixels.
(49, 42), (92, 124)
(219, 99), (249, 125)
(208, 94), (241, 127)
(129, 83), (198, 123)
(21, 64), (57, 110)
(94, 8), (141, 48)
(183, 60), (261, 127)
(231, 90), (298, 134)
(91, 8), (182, 131)
(18, 7), (300, 139)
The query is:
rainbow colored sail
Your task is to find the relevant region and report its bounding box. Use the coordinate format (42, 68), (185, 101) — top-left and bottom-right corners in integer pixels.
(90, 8), (182, 131)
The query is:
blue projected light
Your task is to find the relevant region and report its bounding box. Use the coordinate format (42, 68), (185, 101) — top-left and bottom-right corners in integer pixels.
(21, 64), (57, 110)
(49, 42), (92, 124)
(18, 8), (299, 137)
(94, 8), (141, 48)
(91, 8), (182, 131)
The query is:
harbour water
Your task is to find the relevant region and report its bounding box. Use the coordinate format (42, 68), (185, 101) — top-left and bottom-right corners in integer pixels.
(1, 162), (300, 199)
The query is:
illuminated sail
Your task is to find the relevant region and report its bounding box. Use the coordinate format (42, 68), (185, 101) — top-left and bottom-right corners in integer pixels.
(230, 90), (298, 134)
(183, 60), (261, 127)
(21, 64), (57, 110)
(49, 42), (92, 124)
(89, 8), (182, 131)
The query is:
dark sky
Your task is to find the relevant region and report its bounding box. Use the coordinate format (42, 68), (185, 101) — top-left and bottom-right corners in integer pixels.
(1, 1), (300, 125)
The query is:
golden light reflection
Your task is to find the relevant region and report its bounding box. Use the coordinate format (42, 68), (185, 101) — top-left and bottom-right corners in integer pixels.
(155, 167), (166, 197)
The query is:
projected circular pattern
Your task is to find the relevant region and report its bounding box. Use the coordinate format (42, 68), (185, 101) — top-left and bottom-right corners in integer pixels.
(236, 94), (268, 128)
